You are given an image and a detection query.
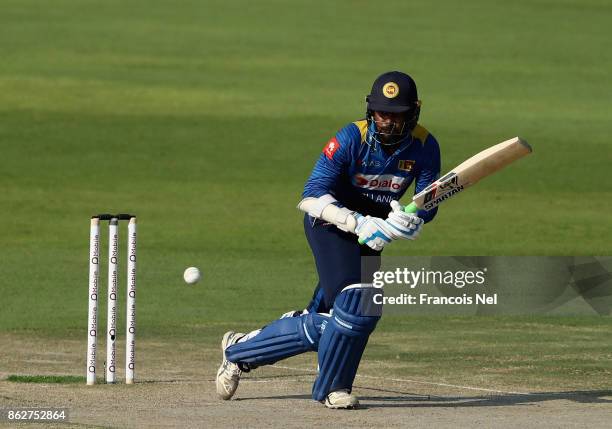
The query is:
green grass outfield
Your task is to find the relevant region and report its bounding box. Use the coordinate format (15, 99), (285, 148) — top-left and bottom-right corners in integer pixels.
(1, 0), (610, 390)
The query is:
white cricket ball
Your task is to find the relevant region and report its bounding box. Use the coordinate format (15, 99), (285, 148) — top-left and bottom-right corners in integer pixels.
(183, 267), (201, 285)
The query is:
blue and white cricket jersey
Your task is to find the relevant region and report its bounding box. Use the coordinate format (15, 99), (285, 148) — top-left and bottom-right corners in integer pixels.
(303, 119), (441, 222)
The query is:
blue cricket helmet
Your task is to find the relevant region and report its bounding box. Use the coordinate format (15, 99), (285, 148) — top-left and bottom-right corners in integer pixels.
(365, 71), (422, 145)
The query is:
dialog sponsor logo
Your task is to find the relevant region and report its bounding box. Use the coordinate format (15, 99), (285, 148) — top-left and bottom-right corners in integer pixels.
(353, 174), (407, 193)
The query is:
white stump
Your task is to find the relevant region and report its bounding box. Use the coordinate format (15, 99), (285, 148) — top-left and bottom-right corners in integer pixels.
(125, 217), (137, 384)
(86, 218), (100, 385)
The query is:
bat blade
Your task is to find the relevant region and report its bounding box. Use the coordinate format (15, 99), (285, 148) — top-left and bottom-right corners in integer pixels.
(406, 137), (532, 213)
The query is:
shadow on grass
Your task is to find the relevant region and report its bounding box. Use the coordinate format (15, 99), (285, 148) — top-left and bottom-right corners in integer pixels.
(238, 381), (612, 408)
(356, 389), (612, 409)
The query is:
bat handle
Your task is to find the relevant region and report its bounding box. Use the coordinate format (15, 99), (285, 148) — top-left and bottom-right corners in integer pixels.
(404, 202), (419, 213)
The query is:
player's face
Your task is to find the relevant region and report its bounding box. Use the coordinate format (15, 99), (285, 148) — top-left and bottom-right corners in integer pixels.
(373, 111), (405, 143)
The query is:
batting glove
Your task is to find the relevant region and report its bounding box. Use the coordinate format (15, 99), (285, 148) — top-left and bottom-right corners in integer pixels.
(385, 200), (423, 240)
(355, 215), (395, 251)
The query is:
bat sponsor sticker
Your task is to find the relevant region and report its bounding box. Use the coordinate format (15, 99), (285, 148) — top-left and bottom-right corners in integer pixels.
(423, 185), (465, 210)
(417, 173), (464, 209)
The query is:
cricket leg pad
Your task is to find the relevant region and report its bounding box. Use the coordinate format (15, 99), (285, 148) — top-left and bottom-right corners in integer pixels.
(312, 285), (381, 401)
(225, 312), (328, 367)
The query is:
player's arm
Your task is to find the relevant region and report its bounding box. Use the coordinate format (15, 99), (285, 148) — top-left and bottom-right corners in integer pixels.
(300, 126), (361, 232)
(412, 134), (441, 223)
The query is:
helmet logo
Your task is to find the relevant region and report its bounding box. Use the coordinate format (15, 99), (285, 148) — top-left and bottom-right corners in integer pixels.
(382, 82), (399, 98)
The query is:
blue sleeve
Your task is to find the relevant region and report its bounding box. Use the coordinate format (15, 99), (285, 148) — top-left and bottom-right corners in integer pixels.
(302, 124), (359, 200)
(414, 134), (441, 223)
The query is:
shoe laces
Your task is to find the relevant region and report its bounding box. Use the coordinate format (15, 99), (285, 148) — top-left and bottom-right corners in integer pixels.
(223, 360), (241, 379)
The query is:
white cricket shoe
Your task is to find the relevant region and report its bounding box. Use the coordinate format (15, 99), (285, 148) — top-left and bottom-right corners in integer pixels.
(216, 331), (244, 400)
(324, 390), (360, 409)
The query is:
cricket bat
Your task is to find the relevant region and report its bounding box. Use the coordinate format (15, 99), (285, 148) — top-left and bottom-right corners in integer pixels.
(404, 136), (532, 213)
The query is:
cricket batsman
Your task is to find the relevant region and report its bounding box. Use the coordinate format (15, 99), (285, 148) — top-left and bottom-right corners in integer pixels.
(216, 71), (441, 408)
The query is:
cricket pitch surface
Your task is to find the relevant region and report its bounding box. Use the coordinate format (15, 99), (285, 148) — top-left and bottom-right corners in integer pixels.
(1, 334), (610, 428)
